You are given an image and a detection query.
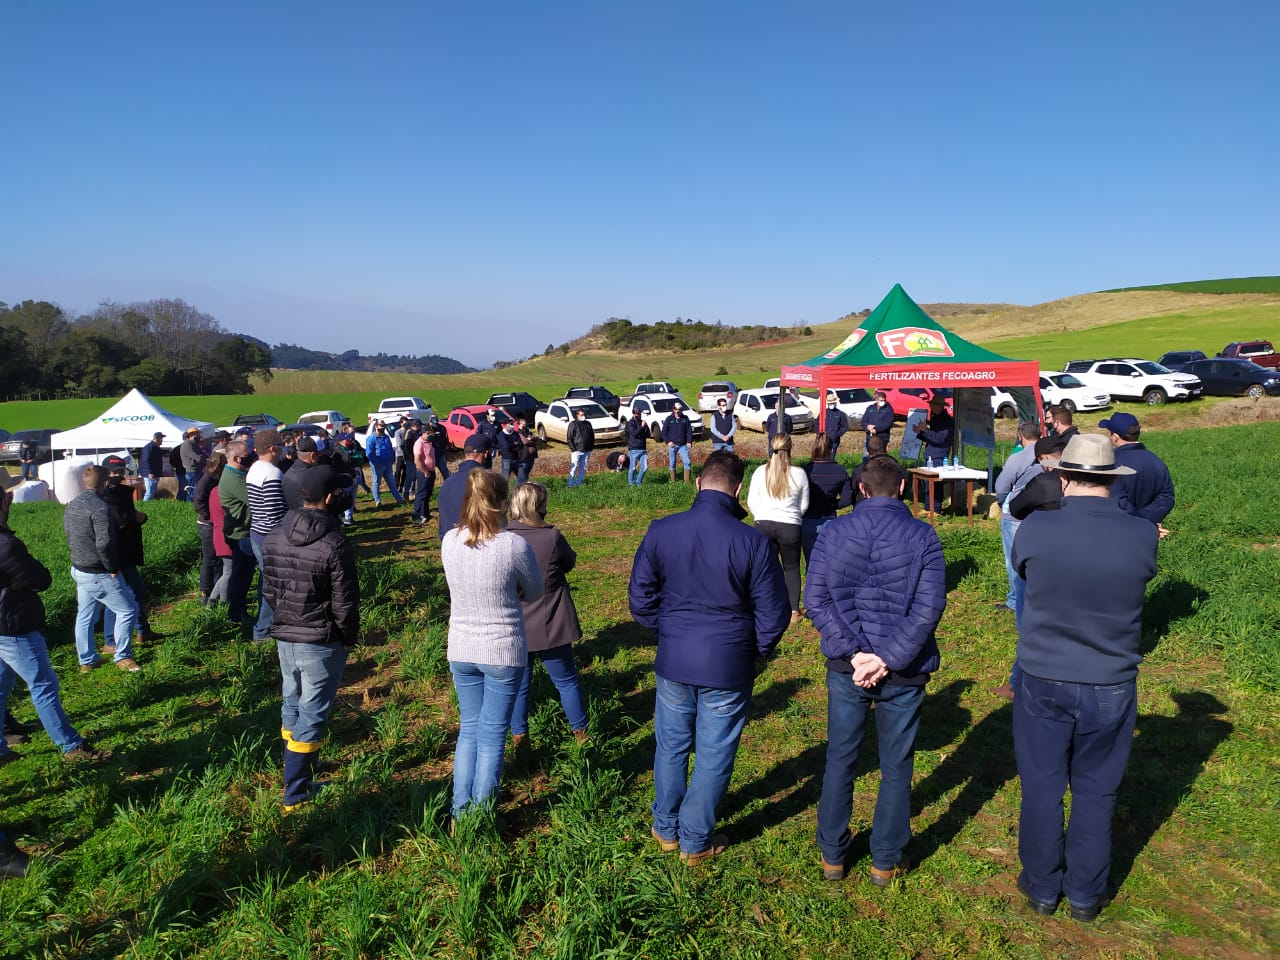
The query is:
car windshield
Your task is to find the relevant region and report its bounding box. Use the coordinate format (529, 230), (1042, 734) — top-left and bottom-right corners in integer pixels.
(1135, 361), (1172, 375)
(833, 389), (873, 403)
(573, 403), (608, 419)
(1051, 373), (1084, 388)
(760, 392), (807, 411)
(703, 383), (731, 392)
(651, 396), (694, 413)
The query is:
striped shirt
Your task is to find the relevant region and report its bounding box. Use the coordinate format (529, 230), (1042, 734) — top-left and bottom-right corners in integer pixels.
(246, 460), (288, 537)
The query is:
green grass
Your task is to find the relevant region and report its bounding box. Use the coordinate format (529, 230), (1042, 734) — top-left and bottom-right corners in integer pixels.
(1102, 276), (1280, 295)
(987, 301), (1280, 368)
(0, 423), (1277, 958)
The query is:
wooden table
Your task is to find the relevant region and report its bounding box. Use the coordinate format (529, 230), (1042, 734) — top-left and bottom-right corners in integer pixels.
(908, 466), (989, 526)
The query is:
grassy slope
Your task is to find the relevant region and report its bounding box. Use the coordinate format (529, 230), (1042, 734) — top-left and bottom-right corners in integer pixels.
(2, 289), (1279, 434)
(0, 425), (1276, 958)
(1102, 276), (1280, 295)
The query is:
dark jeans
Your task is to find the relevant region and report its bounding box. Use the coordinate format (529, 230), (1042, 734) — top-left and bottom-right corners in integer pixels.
(1014, 673), (1137, 908)
(516, 459), (534, 485)
(801, 515), (835, 568)
(414, 465), (435, 519)
(249, 533), (274, 640)
(816, 671), (924, 870)
(226, 538), (257, 625)
(754, 519), (802, 612)
(197, 522), (219, 598)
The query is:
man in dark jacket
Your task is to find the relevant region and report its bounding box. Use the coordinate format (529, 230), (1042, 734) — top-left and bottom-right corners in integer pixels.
(1099, 412), (1174, 529)
(625, 408), (651, 486)
(101, 456), (155, 643)
(860, 390), (895, 453)
(566, 408), (595, 488)
(1008, 435), (1068, 521)
(765, 408), (793, 451)
(261, 466), (359, 811)
(1010, 434), (1158, 923)
(805, 455), (946, 886)
(821, 397), (850, 452)
(709, 398), (735, 453)
(437, 435), (488, 542)
(17, 439), (37, 482)
(1046, 405), (1079, 443)
(628, 451), (790, 864)
(0, 476), (109, 764)
(912, 396), (954, 463)
(496, 419), (523, 483)
(63, 466), (141, 672)
(140, 431), (166, 500)
(661, 403), (694, 483)
(476, 409), (502, 470)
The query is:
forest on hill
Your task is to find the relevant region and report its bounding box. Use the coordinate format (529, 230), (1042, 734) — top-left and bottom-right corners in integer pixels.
(269, 343), (475, 375)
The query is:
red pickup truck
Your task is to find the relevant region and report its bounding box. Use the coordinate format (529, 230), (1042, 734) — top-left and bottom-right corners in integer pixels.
(1218, 341), (1280, 368)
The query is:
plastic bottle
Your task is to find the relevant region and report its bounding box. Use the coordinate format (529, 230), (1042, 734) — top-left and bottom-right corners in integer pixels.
(927, 456), (934, 469)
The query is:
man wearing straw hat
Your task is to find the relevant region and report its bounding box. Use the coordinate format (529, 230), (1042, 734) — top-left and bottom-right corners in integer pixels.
(1009, 434), (1158, 923)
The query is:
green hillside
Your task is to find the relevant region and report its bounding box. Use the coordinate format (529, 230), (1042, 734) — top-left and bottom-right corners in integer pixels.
(1102, 276), (1280, 294)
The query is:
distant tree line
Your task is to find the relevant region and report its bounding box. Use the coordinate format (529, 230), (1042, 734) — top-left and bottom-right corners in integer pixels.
(0, 298), (272, 401)
(270, 343), (475, 375)
(539, 317), (812, 357)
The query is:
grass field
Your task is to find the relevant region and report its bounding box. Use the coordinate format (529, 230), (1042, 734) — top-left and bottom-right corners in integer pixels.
(0, 421), (1277, 958)
(3, 290), (1280, 437)
(1103, 277), (1280, 295)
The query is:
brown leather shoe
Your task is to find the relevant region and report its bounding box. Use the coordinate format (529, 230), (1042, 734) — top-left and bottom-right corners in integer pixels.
(822, 858), (846, 881)
(990, 684), (1015, 701)
(650, 828), (679, 853)
(115, 657), (142, 673)
(869, 856), (910, 886)
(101, 644), (116, 657)
(63, 744), (113, 764)
(680, 833), (728, 865)
(79, 659), (104, 674)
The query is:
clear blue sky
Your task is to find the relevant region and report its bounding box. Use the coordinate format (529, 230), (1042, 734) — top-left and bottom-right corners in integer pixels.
(2, 1), (1276, 369)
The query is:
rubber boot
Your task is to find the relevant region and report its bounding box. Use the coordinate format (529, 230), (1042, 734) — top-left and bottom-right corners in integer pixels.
(669, 469), (676, 482)
(683, 467), (690, 484)
(283, 742), (320, 810)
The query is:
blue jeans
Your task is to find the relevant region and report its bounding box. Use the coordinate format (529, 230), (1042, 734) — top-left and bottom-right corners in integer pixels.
(226, 538), (257, 625)
(413, 465), (435, 519)
(510, 644), (588, 736)
(1014, 673), (1136, 908)
(278, 640), (347, 745)
(627, 449), (648, 485)
(816, 671), (924, 870)
(801, 516), (834, 568)
(71, 568), (136, 665)
(103, 564), (148, 636)
(184, 470), (200, 503)
(651, 676), (751, 854)
(568, 452), (588, 487)
(250, 534), (274, 640)
(1000, 511), (1023, 610)
(21, 462), (37, 481)
(515, 460), (533, 485)
(143, 476), (159, 500)
(0, 631), (84, 756)
(667, 444), (691, 471)
(369, 460), (402, 504)
(449, 660), (522, 817)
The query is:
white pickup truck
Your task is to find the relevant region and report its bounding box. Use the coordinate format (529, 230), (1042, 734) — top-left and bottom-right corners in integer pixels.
(617, 392), (705, 439)
(366, 397), (435, 425)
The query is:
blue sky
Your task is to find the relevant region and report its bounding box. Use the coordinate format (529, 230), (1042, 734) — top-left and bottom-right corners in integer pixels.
(2, 1), (1276, 369)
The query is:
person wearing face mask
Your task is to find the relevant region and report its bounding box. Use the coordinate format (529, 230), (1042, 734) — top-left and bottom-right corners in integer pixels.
(709, 399), (736, 453)
(99, 456), (156, 648)
(497, 418), (523, 484)
(860, 390), (895, 455)
(566, 409), (595, 488)
(625, 408), (651, 485)
(477, 409), (503, 470)
(364, 421), (402, 508)
(821, 397), (850, 454)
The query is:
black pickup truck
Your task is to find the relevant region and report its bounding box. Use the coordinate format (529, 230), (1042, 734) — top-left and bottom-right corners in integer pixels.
(487, 392), (548, 427)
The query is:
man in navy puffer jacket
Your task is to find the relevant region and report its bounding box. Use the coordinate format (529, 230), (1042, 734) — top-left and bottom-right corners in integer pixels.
(805, 455), (946, 886)
(629, 451), (789, 864)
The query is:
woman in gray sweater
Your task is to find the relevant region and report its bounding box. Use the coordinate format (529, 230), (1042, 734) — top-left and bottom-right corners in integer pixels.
(506, 483), (588, 749)
(441, 470), (543, 820)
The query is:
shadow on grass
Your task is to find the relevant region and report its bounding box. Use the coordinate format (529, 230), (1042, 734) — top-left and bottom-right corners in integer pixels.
(1111, 690), (1232, 891)
(1141, 576), (1208, 655)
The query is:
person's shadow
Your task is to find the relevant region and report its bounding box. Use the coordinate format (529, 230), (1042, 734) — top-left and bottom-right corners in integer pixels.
(1110, 691), (1232, 890)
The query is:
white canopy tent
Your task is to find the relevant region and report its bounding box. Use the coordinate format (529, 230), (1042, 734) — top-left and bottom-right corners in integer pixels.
(50, 389), (214, 451)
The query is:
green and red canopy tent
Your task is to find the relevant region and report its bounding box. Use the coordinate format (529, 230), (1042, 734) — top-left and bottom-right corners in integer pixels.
(778, 284), (1043, 450)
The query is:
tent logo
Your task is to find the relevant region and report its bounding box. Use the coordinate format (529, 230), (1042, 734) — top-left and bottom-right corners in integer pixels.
(823, 328), (867, 360)
(100, 415), (156, 423)
(877, 328), (954, 359)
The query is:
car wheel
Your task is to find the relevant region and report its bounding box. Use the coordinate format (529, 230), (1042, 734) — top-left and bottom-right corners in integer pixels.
(1247, 383), (1265, 400)
(1142, 388), (1167, 405)
(997, 403), (1016, 419)
(1061, 399), (1076, 414)
(536, 424), (548, 443)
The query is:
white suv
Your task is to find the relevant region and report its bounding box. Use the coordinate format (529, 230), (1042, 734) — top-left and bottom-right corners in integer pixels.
(1062, 359), (1202, 405)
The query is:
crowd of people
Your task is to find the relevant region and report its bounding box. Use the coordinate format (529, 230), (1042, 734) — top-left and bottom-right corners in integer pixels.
(0, 394), (1175, 926)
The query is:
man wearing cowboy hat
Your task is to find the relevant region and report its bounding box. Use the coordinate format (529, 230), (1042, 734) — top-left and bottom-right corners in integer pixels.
(1009, 433), (1158, 923)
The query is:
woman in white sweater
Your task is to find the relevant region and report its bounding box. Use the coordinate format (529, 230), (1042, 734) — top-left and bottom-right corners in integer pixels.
(747, 434), (810, 622)
(441, 469), (544, 819)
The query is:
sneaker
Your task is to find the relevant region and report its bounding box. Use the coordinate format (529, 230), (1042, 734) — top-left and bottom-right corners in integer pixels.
(63, 744), (112, 763)
(679, 833), (728, 865)
(414, 517), (427, 525)
(79, 659), (104, 674)
(101, 644), (117, 657)
(115, 657), (142, 673)
(650, 828), (679, 853)
(869, 856), (911, 887)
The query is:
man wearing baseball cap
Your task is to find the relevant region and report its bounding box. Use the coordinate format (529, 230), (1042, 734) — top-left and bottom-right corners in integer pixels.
(1097, 412), (1174, 527)
(1009, 434), (1158, 923)
(100, 455), (157, 645)
(140, 432), (166, 501)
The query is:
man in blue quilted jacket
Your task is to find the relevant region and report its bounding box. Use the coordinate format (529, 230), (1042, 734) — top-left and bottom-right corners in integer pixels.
(805, 455), (946, 885)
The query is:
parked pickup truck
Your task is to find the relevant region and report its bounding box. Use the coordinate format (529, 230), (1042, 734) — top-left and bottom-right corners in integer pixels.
(633, 381), (678, 396)
(486, 391), (547, 427)
(1218, 341), (1280, 369)
(617, 393), (705, 439)
(366, 397), (435, 425)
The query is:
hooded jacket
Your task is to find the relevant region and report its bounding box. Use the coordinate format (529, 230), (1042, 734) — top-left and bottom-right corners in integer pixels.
(261, 508), (359, 646)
